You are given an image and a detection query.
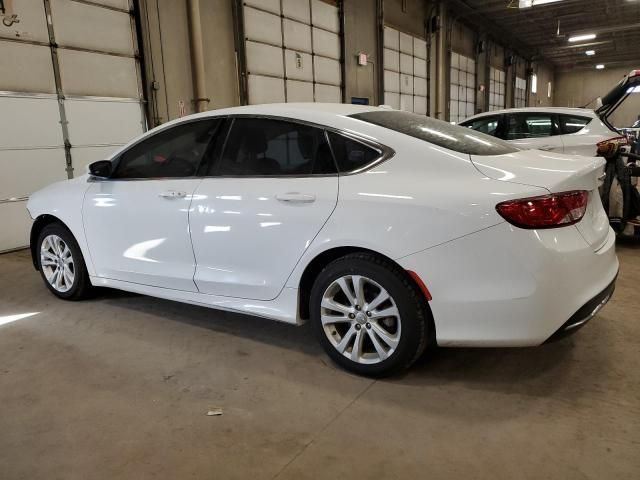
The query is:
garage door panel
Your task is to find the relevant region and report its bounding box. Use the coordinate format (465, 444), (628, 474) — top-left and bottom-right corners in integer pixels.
(314, 56), (340, 86)
(0, 0), (49, 43)
(0, 41), (55, 93)
(414, 96), (427, 115)
(70, 145), (121, 175)
(0, 202), (32, 251)
(313, 28), (340, 59)
(400, 94), (413, 112)
(400, 74), (413, 94)
(314, 84), (341, 103)
(282, 0), (310, 23)
(284, 50), (313, 81)
(58, 50), (138, 98)
(414, 58), (426, 78)
(246, 41), (284, 77)
(0, 148), (67, 199)
(244, 7), (282, 46)
(400, 53), (413, 75)
(248, 75), (285, 104)
(283, 19), (311, 52)
(286, 80), (314, 102)
(311, 0), (339, 33)
(384, 92), (400, 109)
(399, 32), (413, 54)
(413, 38), (427, 60)
(0, 96), (63, 149)
(51, 0), (134, 55)
(414, 77), (427, 96)
(383, 48), (399, 72)
(65, 99), (143, 146)
(384, 27), (399, 49)
(384, 70), (400, 93)
(245, 0), (280, 15)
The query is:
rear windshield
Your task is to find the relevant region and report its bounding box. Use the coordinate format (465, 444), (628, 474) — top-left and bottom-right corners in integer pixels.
(350, 110), (519, 156)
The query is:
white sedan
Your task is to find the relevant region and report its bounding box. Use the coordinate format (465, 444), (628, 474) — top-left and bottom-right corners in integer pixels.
(27, 103), (618, 376)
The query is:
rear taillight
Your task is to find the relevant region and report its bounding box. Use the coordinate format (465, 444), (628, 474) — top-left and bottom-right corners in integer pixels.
(596, 136), (627, 158)
(496, 190), (589, 229)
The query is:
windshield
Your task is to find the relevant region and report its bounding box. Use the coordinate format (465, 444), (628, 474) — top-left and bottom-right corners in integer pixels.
(350, 110), (519, 156)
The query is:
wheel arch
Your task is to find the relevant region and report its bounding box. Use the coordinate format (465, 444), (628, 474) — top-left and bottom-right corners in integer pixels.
(297, 246), (435, 338)
(30, 214), (70, 270)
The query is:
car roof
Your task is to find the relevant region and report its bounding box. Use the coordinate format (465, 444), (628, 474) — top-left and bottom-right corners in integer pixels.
(461, 107), (597, 123)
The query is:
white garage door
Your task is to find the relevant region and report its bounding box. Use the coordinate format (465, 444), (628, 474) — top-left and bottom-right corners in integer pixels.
(489, 67), (506, 111)
(241, 0), (343, 104)
(0, 0), (145, 251)
(383, 26), (427, 115)
(449, 52), (476, 124)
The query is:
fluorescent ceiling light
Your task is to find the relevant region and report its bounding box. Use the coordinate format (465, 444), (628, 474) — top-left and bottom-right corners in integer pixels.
(531, 74), (538, 94)
(585, 50), (595, 56)
(596, 64), (605, 69)
(569, 33), (597, 42)
(519, 0), (564, 7)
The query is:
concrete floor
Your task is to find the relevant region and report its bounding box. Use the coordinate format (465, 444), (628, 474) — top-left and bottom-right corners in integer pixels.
(0, 244), (639, 480)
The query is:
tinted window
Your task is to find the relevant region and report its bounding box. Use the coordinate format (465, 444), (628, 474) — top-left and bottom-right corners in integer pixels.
(559, 115), (592, 134)
(461, 116), (500, 137)
(112, 119), (221, 179)
(216, 118), (336, 176)
(505, 113), (556, 140)
(351, 110), (518, 156)
(327, 132), (381, 173)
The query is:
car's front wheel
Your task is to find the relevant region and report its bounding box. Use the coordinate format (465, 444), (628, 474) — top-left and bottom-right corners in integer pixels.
(37, 223), (93, 300)
(310, 253), (431, 377)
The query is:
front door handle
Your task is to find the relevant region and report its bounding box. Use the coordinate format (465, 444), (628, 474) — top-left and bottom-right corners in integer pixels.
(159, 190), (187, 199)
(275, 192), (316, 204)
(539, 145), (555, 151)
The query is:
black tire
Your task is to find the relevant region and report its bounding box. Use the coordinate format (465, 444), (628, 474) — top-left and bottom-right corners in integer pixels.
(310, 253), (431, 377)
(36, 222), (93, 300)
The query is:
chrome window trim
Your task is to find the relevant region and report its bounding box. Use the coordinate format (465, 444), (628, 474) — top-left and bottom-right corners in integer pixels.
(89, 114), (395, 182)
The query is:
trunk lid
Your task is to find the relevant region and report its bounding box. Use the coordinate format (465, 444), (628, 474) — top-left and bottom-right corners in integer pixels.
(471, 149), (609, 251)
(595, 69), (640, 127)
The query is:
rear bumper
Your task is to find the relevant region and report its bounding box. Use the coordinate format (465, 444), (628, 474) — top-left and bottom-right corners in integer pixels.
(544, 274), (616, 343)
(398, 222), (619, 347)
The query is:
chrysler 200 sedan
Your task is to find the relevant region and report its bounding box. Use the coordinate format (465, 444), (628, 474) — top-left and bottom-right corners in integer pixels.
(26, 103), (618, 376)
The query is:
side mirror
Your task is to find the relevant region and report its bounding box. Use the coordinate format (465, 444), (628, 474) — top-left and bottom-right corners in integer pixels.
(88, 160), (113, 179)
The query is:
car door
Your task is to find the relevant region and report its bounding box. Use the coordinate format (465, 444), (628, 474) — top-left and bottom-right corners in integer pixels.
(189, 116), (339, 300)
(83, 118), (222, 291)
(504, 112), (564, 152)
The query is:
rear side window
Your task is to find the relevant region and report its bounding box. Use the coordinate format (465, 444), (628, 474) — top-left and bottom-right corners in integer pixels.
(216, 118), (336, 176)
(327, 132), (381, 173)
(559, 115), (592, 134)
(461, 116), (500, 137)
(350, 110), (518, 156)
(505, 113), (557, 139)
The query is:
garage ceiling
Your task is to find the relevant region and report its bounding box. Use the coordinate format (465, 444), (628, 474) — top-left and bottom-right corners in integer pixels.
(456, 0), (640, 69)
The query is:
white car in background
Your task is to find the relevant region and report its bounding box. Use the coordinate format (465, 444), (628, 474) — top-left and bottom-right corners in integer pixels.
(459, 107), (619, 156)
(460, 69), (640, 156)
(27, 104), (618, 376)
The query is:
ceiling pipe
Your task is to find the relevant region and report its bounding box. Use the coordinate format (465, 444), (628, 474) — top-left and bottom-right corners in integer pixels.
(187, 0), (210, 112)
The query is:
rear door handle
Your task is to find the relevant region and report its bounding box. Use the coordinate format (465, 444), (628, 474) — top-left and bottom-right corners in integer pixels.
(159, 190), (187, 199)
(275, 192), (316, 204)
(539, 145), (555, 151)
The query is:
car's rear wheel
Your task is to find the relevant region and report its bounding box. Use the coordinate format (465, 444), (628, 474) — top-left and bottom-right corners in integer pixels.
(37, 223), (93, 300)
(310, 253), (430, 377)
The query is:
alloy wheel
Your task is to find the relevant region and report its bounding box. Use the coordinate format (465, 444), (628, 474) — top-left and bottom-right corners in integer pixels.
(321, 275), (401, 365)
(40, 234), (75, 293)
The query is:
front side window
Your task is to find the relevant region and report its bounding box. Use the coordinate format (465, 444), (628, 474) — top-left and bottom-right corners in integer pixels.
(216, 118), (336, 176)
(559, 115), (592, 134)
(112, 119), (221, 179)
(462, 116), (500, 137)
(351, 110), (518, 156)
(505, 113), (556, 140)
